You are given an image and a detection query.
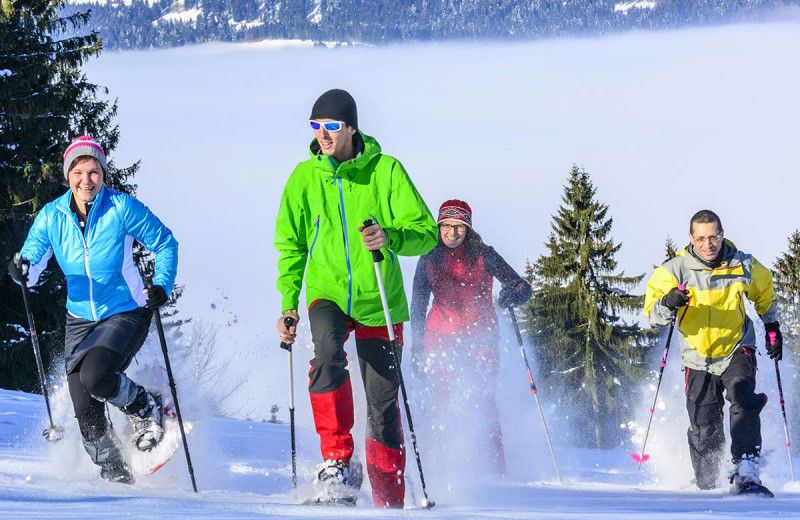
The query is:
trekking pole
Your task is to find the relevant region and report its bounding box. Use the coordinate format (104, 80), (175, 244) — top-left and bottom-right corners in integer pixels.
(365, 220), (434, 509)
(16, 255), (63, 442)
(770, 331), (796, 482)
(149, 285), (198, 492)
(508, 308), (562, 484)
(279, 316), (297, 489)
(631, 284), (686, 469)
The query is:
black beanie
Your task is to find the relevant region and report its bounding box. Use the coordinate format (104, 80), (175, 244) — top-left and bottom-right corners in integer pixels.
(310, 89), (358, 130)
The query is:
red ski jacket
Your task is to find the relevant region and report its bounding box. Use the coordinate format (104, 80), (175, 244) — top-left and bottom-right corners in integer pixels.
(410, 244), (531, 351)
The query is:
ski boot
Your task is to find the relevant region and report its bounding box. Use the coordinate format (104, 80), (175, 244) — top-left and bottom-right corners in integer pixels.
(121, 386), (164, 451)
(306, 459), (364, 506)
(729, 456), (773, 498)
(82, 429), (135, 484)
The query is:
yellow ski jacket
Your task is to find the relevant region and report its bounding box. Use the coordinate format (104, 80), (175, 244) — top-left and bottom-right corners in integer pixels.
(643, 240), (777, 374)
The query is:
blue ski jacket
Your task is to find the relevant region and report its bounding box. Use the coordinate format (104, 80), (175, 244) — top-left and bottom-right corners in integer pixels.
(20, 187), (178, 322)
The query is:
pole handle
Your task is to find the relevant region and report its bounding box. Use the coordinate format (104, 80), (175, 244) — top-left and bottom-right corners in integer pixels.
(280, 317), (295, 351)
(363, 219), (384, 262)
(769, 331), (777, 346)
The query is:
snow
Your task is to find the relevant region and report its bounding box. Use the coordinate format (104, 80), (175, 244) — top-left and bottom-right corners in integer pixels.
(67, 0), (161, 6)
(3, 384), (800, 519)
(307, 0), (322, 24)
(3, 20), (800, 518)
(615, 1), (656, 13)
(159, 7), (203, 24)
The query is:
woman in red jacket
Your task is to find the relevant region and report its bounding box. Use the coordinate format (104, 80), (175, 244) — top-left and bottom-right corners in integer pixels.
(410, 199), (531, 474)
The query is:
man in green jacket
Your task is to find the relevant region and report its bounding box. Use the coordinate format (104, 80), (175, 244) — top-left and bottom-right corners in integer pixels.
(275, 89), (437, 507)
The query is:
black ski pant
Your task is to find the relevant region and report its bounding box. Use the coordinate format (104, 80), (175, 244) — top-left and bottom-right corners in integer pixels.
(685, 346), (766, 489)
(308, 299), (403, 456)
(66, 308), (152, 442)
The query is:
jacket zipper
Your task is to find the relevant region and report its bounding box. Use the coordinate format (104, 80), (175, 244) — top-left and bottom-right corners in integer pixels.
(338, 176), (353, 316)
(310, 215), (320, 260)
(57, 206), (98, 321)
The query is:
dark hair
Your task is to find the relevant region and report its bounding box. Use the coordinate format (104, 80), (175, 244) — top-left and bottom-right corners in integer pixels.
(430, 225), (485, 266)
(690, 209), (723, 234)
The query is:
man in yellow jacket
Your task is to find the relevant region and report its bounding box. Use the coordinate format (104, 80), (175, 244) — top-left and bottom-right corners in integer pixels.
(644, 209), (783, 496)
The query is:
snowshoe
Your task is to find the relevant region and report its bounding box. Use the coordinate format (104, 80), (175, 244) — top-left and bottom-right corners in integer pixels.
(729, 456), (772, 498)
(121, 386), (164, 451)
(82, 429), (135, 485)
(305, 459), (363, 506)
(100, 459), (135, 485)
(735, 481), (774, 497)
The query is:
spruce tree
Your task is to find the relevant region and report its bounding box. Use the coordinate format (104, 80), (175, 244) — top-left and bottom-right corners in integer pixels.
(772, 230), (800, 456)
(664, 235), (678, 262)
(522, 165), (648, 448)
(0, 0), (138, 391)
(773, 230), (800, 346)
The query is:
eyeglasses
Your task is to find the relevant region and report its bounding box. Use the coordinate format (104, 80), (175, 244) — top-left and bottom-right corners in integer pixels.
(309, 120), (344, 132)
(440, 223), (466, 233)
(691, 233), (723, 245)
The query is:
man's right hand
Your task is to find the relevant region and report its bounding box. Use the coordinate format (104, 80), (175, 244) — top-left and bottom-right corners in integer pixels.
(277, 310), (300, 345)
(661, 286), (690, 311)
(7, 254), (30, 283)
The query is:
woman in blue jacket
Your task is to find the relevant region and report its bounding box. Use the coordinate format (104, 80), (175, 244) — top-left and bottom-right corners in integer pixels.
(7, 136), (179, 484)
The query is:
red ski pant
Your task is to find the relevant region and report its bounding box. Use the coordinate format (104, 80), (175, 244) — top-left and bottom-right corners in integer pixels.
(308, 299), (406, 508)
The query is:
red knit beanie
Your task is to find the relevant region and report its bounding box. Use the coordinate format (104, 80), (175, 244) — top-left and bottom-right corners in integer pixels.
(437, 199), (472, 227)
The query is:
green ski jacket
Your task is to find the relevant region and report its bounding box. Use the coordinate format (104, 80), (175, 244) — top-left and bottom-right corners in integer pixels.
(275, 131), (437, 327)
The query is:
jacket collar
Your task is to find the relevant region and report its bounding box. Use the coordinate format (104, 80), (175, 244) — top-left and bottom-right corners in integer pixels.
(55, 186), (108, 213)
(308, 131), (381, 179)
(680, 239), (738, 269)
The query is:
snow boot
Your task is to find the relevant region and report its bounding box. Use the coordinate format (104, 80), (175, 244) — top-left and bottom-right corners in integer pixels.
(729, 456), (774, 497)
(307, 459), (363, 506)
(121, 386), (164, 451)
(82, 429), (134, 484)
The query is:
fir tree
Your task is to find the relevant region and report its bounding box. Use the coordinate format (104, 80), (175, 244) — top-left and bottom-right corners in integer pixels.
(772, 229), (800, 455)
(774, 230), (800, 348)
(522, 165), (648, 448)
(664, 235), (678, 262)
(0, 0), (139, 391)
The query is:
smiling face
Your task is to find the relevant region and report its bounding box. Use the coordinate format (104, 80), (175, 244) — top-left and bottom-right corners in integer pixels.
(312, 119), (357, 162)
(690, 221), (724, 262)
(440, 220), (467, 249)
(68, 157), (104, 207)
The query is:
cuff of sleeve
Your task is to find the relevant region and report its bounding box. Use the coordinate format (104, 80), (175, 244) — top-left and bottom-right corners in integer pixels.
(281, 297), (300, 314)
(384, 228), (399, 250)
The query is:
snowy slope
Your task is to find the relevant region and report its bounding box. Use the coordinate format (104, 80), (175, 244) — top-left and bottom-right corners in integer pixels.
(2, 387), (800, 518)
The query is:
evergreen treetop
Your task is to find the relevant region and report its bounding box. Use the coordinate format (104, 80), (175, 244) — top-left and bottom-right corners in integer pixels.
(524, 165), (648, 448)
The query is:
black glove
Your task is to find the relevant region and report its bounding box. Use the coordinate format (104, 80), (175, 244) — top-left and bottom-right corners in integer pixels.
(498, 281), (529, 309)
(498, 287), (516, 309)
(145, 285), (168, 310)
(661, 286), (690, 312)
(7, 255), (30, 283)
(764, 322), (783, 361)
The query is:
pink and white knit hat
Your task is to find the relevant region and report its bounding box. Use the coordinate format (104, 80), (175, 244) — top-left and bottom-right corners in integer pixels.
(63, 136), (107, 179)
(437, 199), (472, 228)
